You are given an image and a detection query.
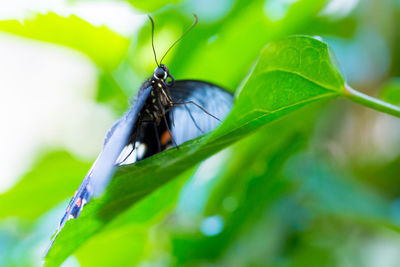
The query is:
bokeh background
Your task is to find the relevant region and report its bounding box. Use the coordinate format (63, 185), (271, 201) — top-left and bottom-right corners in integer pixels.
(1, 0), (400, 266)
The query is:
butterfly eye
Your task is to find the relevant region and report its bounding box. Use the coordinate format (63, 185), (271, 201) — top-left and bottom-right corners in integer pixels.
(154, 66), (167, 80)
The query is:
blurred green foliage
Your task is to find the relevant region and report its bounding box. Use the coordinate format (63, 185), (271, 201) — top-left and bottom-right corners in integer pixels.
(1, 0), (400, 266)
(0, 13), (129, 70)
(381, 78), (400, 105)
(0, 151), (91, 220)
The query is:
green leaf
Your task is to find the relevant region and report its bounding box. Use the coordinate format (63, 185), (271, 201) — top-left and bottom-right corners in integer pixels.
(210, 35), (344, 142)
(75, 225), (148, 267)
(44, 35), (345, 265)
(0, 151), (91, 220)
(74, 168), (193, 265)
(0, 13), (129, 70)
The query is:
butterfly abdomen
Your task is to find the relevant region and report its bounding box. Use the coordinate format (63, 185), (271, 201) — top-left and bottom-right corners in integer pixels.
(140, 80), (172, 124)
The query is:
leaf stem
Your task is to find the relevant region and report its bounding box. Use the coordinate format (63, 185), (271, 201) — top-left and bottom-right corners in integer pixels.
(342, 84), (400, 118)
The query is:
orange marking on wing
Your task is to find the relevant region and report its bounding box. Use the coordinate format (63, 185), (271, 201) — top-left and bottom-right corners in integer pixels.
(73, 190), (78, 197)
(160, 130), (172, 146)
(75, 198), (82, 208)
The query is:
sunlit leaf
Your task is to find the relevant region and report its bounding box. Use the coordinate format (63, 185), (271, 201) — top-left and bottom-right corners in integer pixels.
(75, 225), (148, 267)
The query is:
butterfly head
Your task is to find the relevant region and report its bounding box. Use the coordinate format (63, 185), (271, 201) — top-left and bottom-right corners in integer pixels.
(153, 64), (168, 80)
(154, 64), (175, 85)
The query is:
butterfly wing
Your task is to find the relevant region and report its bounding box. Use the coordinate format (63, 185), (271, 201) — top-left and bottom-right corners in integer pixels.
(45, 86), (152, 255)
(168, 80), (233, 145)
(88, 86), (152, 197)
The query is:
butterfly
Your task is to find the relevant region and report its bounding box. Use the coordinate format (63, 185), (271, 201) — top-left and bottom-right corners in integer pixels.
(45, 14), (233, 254)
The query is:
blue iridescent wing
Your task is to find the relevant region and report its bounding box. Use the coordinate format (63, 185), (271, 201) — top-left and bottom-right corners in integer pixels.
(45, 86), (152, 255)
(169, 80), (233, 145)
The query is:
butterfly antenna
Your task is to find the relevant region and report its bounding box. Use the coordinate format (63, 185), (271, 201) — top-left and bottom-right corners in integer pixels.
(148, 15), (159, 67)
(160, 14), (198, 65)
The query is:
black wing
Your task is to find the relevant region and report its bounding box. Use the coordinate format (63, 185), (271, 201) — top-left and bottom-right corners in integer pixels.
(45, 86), (152, 255)
(169, 80), (233, 145)
(130, 80), (233, 162)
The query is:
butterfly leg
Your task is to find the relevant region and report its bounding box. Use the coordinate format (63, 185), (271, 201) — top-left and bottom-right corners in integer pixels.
(173, 101), (220, 121)
(162, 113), (178, 148)
(152, 122), (162, 152)
(183, 104), (204, 133)
(157, 98), (179, 148)
(170, 108), (175, 127)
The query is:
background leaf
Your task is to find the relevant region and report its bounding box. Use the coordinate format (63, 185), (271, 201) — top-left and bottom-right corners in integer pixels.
(380, 78), (400, 105)
(0, 151), (90, 220)
(0, 13), (129, 70)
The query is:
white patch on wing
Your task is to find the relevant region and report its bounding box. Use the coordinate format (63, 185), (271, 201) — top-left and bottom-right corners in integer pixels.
(136, 142), (147, 161)
(115, 141), (149, 165)
(116, 143), (136, 165)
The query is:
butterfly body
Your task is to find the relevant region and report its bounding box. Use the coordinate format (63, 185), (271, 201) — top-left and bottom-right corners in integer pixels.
(139, 67), (174, 124)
